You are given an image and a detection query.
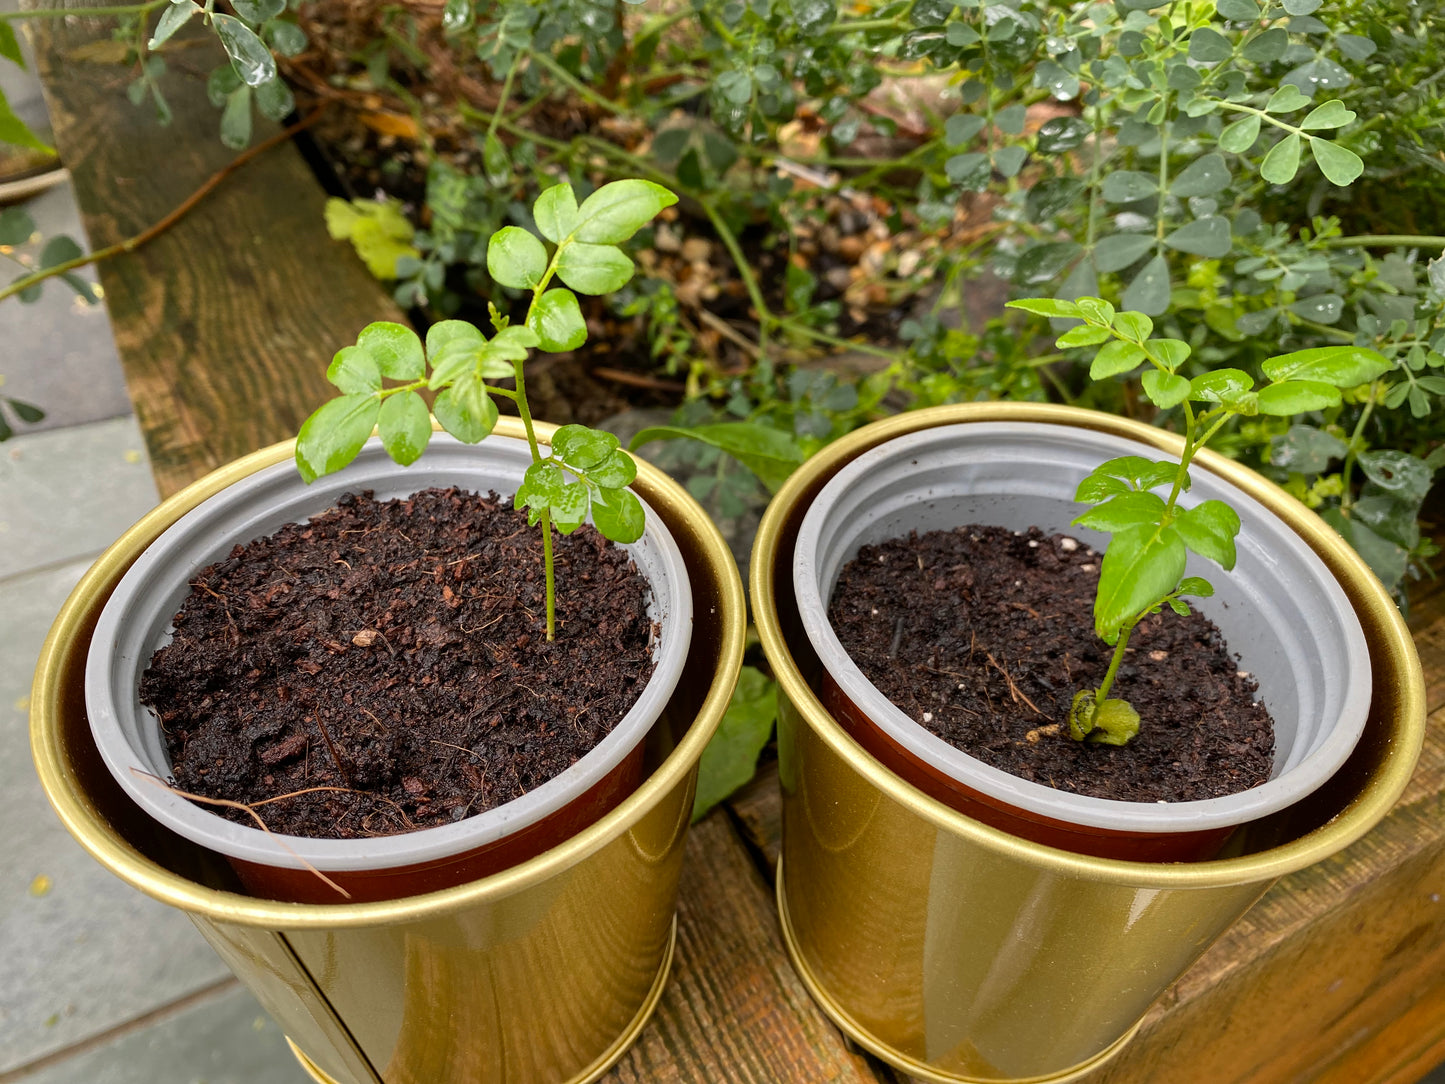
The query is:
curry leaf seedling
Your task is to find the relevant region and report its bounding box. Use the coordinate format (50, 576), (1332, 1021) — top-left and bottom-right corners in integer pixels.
(296, 178), (678, 641)
(1007, 296), (1391, 746)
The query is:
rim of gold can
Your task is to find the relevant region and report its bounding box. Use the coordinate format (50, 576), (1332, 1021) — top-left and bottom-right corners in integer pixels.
(31, 418), (746, 1084)
(752, 403), (1425, 1083)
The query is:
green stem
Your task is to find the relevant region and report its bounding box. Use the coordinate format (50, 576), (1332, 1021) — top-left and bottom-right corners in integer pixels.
(0, 0), (163, 18)
(780, 320), (905, 361)
(540, 509), (556, 640)
(528, 51), (626, 116)
(487, 54), (521, 139)
(1338, 381), (1379, 513)
(821, 16), (906, 33)
(698, 196), (774, 374)
(1323, 234), (1445, 248)
(1093, 620), (1138, 706)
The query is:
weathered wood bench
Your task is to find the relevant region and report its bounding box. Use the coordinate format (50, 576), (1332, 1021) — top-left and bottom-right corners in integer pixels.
(23, 12), (1445, 1082)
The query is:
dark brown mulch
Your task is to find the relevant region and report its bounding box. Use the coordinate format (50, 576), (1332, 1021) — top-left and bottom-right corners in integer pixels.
(827, 524), (1275, 803)
(141, 487), (656, 839)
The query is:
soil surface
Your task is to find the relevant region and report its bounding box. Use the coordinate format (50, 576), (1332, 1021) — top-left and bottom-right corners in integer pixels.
(828, 525), (1274, 802)
(141, 487), (657, 839)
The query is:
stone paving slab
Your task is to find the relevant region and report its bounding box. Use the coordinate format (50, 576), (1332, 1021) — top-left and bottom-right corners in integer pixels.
(0, 182), (132, 434)
(13, 982), (309, 1084)
(0, 558), (231, 1075)
(0, 416), (157, 581)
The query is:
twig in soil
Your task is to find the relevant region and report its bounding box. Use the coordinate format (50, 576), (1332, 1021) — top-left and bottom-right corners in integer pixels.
(889, 617), (905, 659)
(310, 715), (355, 788)
(0, 104), (328, 305)
(589, 366), (686, 392)
(130, 770), (352, 899)
(985, 653), (1043, 717)
(429, 739), (485, 761)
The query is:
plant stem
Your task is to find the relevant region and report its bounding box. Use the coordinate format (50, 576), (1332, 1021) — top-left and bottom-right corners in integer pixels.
(1093, 620), (1138, 706)
(528, 50), (627, 116)
(698, 196), (774, 375)
(821, 16), (906, 33)
(1324, 234), (1445, 248)
(1338, 380), (1380, 513)
(0, 0), (163, 18)
(0, 104), (326, 305)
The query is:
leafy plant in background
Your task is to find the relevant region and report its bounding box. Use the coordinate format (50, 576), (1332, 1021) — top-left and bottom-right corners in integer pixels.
(296, 178), (676, 638)
(1009, 295), (1390, 744)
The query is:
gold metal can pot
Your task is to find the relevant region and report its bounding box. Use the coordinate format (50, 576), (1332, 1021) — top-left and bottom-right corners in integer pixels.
(31, 419), (746, 1084)
(752, 403), (1425, 1084)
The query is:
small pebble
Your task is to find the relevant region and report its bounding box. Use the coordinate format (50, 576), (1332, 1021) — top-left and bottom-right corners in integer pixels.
(1028, 540), (1039, 548)
(1149, 650), (1168, 661)
(1081, 563), (1096, 572)
(922, 712), (934, 723)
(1059, 537), (1079, 552)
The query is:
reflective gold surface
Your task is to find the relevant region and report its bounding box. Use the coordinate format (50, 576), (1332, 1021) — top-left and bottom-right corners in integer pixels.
(752, 404), (1426, 1083)
(31, 418), (746, 1084)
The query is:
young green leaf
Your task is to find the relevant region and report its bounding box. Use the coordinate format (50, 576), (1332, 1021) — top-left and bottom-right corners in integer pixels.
(1188, 27), (1232, 63)
(425, 320), (486, 382)
(357, 321), (425, 380)
(1141, 370), (1192, 409)
(548, 481), (591, 534)
(534, 183), (580, 243)
(219, 85), (252, 150)
(1111, 311), (1154, 341)
(1190, 368), (1256, 405)
(377, 390), (431, 466)
(1261, 346), (1391, 386)
(1260, 133), (1302, 184)
(1148, 339), (1192, 373)
(255, 76), (295, 123)
(432, 374), (498, 443)
(487, 226), (549, 290)
(551, 423), (620, 470)
(590, 485), (646, 543)
(1094, 523), (1187, 639)
(1005, 297), (1081, 319)
(1090, 340), (1148, 379)
(574, 180), (678, 244)
(1075, 472), (1133, 503)
(1242, 26), (1288, 63)
(1056, 324), (1114, 348)
(1265, 85), (1310, 113)
(481, 133), (510, 188)
(1171, 500), (1241, 568)
(0, 86), (51, 153)
(0, 207), (34, 246)
(527, 288), (588, 352)
(1308, 137), (1364, 186)
(556, 242), (635, 294)
(1254, 379), (1342, 415)
(1071, 490), (1166, 532)
(585, 449), (637, 489)
(1177, 576), (1214, 598)
(1075, 297), (1115, 325)
(326, 346), (382, 394)
(295, 395), (381, 483)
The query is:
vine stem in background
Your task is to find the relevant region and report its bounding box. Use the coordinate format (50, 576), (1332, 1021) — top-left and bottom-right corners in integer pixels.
(0, 103), (328, 306)
(1325, 235), (1445, 248)
(0, 0), (164, 19)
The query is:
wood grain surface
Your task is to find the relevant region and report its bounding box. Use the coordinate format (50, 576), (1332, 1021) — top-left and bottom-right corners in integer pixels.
(21, 2), (404, 499)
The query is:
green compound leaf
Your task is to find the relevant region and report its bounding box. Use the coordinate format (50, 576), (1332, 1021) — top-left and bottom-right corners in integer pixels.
(591, 486), (645, 543)
(549, 481), (591, 535)
(377, 390), (431, 466)
(1255, 379), (1342, 415)
(1218, 114), (1261, 154)
(1071, 490), (1166, 533)
(295, 394), (380, 483)
(1112, 311), (1154, 341)
(432, 374), (498, 443)
(574, 179), (678, 244)
(1141, 369), (1192, 409)
(516, 460), (566, 522)
(1178, 575), (1214, 598)
(551, 423), (620, 470)
(1005, 297), (1081, 319)
(1090, 340), (1147, 379)
(1309, 137), (1364, 186)
(1260, 133), (1302, 184)
(527, 288), (588, 352)
(1075, 297), (1115, 325)
(1171, 500), (1241, 569)
(556, 242), (635, 295)
(1149, 339), (1192, 373)
(630, 422), (804, 493)
(1262, 346), (1391, 386)
(1094, 522), (1187, 639)
(534, 183), (580, 243)
(693, 666), (778, 821)
(326, 345), (382, 394)
(425, 320), (486, 382)
(487, 225), (548, 290)
(357, 321), (425, 380)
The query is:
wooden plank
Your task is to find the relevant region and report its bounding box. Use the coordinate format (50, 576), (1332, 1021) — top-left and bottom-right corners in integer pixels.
(604, 813), (886, 1083)
(22, 3), (405, 499)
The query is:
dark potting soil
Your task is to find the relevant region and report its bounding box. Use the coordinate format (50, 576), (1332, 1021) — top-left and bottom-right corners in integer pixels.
(140, 487), (657, 839)
(827, 525), (1274, 802)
